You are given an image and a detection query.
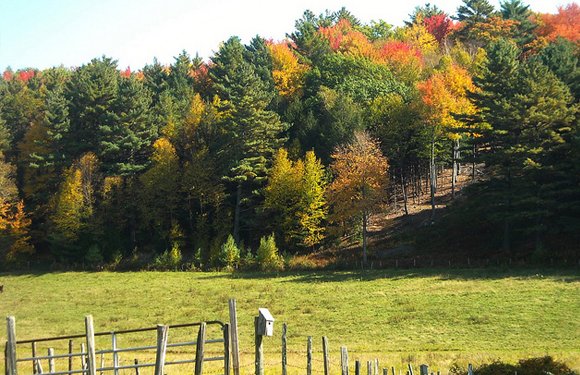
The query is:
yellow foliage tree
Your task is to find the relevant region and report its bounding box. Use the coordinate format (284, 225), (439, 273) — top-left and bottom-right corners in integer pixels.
(264, 148), (327, 249)
(268, 42), (309, 99)
(327, 132), (388, 265)
(140, 137), (180, 248)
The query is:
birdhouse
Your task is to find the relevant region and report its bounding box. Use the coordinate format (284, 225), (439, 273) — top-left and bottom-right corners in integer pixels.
(257, 308), (274, 336)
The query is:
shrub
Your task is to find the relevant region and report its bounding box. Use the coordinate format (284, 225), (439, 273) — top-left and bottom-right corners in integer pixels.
(449, 356), (576, 375)
(219, 234), (240, 270)
(257, 233), (283, 271)
(152, 243), (182, 270)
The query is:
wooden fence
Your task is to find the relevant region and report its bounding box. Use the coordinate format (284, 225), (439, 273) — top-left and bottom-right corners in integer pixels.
(5, 316), (230, 375)
(5, 300), (482, 375)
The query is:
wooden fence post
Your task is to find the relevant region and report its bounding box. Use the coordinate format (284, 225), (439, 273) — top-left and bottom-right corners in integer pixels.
(229, 299), (240, 375)
(48, 348), (55, 373)
(154, 325), (169, 375)
(223, 323), (231, 375)
(419, 365), (428, 375)
(467, 364), (473, 375)
(134, 359), (140, 375)
(374, 359), (379, 375)
(383, 368), (388, 375)
(281, 323), (287, 375)
(6, 316), (17, 375)
(194, 323), (206, 375)
(367, 361), (372, 375)
(355, 361), (361, 375)
(408, 364), (414, 375)
(68, 340), (74, 373)
(254, 318), (263, 375)
(31, 342), (37, 375)
(306, 337), (312, 375)
(340, 347), (348, 375)
(322, 337), (330, 375)
(391, 366), (396, 375)
(84, 315), (97, 375)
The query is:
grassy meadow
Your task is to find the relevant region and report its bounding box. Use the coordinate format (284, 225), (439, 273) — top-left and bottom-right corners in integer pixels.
(0, 269), (579, 374)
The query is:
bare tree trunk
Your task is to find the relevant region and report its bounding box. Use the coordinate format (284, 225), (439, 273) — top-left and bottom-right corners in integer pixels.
(430, 136), (436, 221)
(452, 139), (459, 199)
(233, 183), (242, 243)
(503, 166), (512, 253)
(472, 143), (477, 182)
(400, 169), (409, 216)
(362, 211), (368, 266)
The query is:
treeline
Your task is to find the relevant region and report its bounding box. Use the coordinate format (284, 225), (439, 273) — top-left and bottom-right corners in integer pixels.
(0, 0), (578, 269)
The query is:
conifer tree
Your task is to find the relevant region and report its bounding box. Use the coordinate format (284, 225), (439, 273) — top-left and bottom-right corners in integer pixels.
(210, 37), (286, 242)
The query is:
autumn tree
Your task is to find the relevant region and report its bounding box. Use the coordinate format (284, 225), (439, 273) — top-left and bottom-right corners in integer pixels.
(49, 153), (99, 261)
(264, 148), (327, 250)
(327, 131), (388, 265)
(140, 138), (180, 251)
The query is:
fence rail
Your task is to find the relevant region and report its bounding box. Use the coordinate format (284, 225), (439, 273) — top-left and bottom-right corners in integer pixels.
(5, 316), (230, 375)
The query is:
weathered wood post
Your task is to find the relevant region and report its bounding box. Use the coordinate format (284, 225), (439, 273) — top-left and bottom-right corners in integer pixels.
(391, 366), (396, 375)
(306, 337), (312, 375)
(84, 315), (97, 375)
(408, 364), (414, 375)
(134, 359), (140, 375)
(281, 323), (287, 375)
(340, 347), (348, 375)
(6, 316), (17, 375)
(255, 309), (274, 375)
(374, 359), (379, 375)
(68, 340), (74, 373)
(48, 348), (55, 373)
(383, 368), (388, 375)
(254, 318), (263, 375)
(228, 299), (240, 375)
(467, 364), (473, 375)
(154, 325), (169, 375)
(31, 342), (37, 375)
(355, 361), (361, 375)
(419, 365), (428, 375)
(322, 337), (330, 375)
(223, 323), (231, 375)
(366, 361), (372, 375)
(194, 323), (206, 375)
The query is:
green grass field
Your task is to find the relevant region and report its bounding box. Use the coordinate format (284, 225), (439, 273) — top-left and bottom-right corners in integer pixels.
(1, 269), (579, 374)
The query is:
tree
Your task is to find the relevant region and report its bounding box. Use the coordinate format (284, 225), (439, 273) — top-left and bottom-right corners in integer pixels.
(210, 37), (286, 242)
(454, 0), (497, 47)
(500, 0), (536, 49)
(535, 38), (579, 100)
(535, 4), (580, 43)
(264, 148), (327, 250)
(327, 131), (388, 265)
(140, 138), (180, 251)
(49, 153), (99, 261)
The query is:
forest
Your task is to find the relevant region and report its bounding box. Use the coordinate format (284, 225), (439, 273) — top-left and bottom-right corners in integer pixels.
(0, 0), (578, 270)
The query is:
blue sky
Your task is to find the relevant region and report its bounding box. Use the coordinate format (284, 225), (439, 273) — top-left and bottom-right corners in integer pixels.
(0, 0), (563, 71)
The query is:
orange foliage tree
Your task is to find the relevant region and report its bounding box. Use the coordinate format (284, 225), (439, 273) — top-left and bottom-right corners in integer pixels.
(535, 3), (580, 42)
(327, 131), (388, 265)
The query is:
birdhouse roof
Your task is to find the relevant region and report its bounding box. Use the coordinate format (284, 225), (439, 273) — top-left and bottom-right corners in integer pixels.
(258, 308), (274, 321)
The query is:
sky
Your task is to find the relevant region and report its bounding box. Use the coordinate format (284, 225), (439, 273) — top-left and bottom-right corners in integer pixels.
(0, 0), (567, 71)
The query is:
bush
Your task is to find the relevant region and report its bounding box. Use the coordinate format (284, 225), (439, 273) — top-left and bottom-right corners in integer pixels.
(152, 243), (182, 270)
(219, 234), (240, 270)
(257, 234), (283, 271)
(449, 356), (576, 375)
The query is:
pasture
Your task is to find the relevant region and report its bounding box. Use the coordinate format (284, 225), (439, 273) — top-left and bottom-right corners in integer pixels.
(1, 269), (579, 373)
